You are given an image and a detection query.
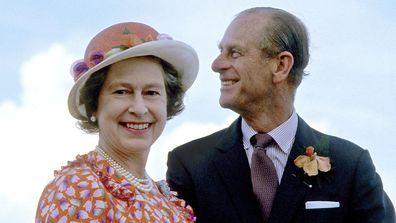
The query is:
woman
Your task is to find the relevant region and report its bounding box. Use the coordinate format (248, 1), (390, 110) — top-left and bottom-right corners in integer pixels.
(36, 22), (199, 222)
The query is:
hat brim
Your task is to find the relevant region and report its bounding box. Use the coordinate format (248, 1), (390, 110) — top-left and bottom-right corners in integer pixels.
(68, 40), (199, 119)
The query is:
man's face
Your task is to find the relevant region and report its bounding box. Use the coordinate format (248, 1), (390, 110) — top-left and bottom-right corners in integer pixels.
(211, 14), (275, 115)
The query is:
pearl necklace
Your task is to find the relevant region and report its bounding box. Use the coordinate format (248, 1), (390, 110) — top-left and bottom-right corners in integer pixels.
(95, 146), (154, 192)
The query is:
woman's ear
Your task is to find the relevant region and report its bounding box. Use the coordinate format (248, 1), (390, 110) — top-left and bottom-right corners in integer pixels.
(272, 51), (294, 84)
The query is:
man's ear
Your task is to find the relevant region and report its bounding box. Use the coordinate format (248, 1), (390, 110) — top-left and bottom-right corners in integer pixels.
(272, 51), (294, 84)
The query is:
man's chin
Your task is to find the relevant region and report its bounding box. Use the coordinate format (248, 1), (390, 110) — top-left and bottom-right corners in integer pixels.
(219, 99), (236, 111)
(219, 98), (231, 109)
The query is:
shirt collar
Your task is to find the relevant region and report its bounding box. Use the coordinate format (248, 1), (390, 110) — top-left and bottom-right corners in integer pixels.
(242, 110), (298, 154)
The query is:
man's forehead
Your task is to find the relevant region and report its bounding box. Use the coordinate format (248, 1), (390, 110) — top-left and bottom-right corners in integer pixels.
(218, 16), (266, 49)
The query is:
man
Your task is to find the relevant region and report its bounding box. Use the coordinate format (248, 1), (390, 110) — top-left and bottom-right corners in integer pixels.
(166, 7), (395, 223)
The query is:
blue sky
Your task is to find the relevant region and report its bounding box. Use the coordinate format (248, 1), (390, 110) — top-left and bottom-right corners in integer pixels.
(1, 0), (395, 222)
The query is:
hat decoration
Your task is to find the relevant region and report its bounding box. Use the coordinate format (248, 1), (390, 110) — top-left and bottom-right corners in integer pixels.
(70, 27), (174, 82)
(67, 22), (199, 120)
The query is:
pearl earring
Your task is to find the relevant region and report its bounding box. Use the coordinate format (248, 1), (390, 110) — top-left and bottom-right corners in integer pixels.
(90, 115), (97, 122)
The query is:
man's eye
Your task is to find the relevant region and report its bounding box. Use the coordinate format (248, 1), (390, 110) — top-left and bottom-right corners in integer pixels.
(231, 50), (242, 58)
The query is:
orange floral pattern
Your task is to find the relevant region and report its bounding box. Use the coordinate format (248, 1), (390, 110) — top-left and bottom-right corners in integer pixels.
(35, 151), (195, 223)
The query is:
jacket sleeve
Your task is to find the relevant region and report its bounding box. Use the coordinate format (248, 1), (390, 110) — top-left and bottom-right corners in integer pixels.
(350, 150), (395, 223)
(166, 150), (198, 214)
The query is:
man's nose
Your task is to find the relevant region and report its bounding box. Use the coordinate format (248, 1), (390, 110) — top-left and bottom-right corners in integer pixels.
(211, 53), (230, 73)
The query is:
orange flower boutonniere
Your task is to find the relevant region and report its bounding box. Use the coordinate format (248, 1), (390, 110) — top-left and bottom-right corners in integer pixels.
(294, 146), (331, 176)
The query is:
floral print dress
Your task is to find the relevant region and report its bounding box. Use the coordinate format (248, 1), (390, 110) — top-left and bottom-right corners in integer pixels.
(36, 151), (195, 223)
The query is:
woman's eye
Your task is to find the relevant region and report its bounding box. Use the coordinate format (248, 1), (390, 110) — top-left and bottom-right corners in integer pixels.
(114, 89), (130, 95)
(146, 90), (160, 96)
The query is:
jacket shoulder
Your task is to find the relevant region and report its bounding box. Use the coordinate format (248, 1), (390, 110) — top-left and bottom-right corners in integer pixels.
(172, 127), (228, 155)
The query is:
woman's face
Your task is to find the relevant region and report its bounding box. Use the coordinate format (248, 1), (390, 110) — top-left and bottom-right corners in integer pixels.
(96, 57), (167, 156)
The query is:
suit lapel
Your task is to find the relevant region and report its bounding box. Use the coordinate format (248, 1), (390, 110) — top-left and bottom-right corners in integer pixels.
(212, 118), (262, 223)
(211, 117), (328, 223)
(269, 117), (321, 223)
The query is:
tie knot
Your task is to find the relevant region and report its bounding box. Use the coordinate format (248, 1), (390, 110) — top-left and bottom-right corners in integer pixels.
(250, 133), (273, 149)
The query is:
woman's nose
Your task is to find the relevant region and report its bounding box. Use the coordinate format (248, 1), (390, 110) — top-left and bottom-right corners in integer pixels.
(127, 95), (148, 116)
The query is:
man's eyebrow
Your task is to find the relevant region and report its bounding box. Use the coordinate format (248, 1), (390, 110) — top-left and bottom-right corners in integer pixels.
(216, 43), (241, 51)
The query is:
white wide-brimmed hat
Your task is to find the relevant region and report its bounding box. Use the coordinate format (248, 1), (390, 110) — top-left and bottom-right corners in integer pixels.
(68, 22), (199, 119)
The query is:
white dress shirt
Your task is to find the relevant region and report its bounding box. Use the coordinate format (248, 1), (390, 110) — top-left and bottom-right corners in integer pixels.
(242, 110), (298, 183)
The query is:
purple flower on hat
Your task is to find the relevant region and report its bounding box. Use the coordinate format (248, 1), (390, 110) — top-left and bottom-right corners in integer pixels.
(70, 60), (89, 81)
(156, 33), (173, 40)
(89, 51), (104, 66)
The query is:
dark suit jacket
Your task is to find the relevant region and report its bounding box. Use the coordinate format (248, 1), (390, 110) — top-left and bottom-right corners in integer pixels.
(167, 117), (395, 223)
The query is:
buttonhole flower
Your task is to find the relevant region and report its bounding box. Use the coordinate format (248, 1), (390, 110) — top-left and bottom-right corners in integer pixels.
(294, 146), (331, 176)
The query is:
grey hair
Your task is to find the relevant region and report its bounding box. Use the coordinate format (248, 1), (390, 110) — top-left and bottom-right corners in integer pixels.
(237, 7), (310, 86)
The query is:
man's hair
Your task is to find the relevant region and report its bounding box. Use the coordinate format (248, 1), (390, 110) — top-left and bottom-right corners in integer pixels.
(238, 7), (310, 86)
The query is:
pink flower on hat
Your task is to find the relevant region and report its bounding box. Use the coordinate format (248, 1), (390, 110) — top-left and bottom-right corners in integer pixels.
(156, 33), (173, 40)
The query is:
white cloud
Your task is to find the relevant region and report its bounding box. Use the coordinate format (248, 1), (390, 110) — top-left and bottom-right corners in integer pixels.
(0, 44), (97, 221)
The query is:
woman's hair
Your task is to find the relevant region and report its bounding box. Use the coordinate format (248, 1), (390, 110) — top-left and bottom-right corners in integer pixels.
(77, 56), (185, 133)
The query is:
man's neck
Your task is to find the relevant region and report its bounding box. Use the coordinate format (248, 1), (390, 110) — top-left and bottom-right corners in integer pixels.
(241, 105), (294, 133)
